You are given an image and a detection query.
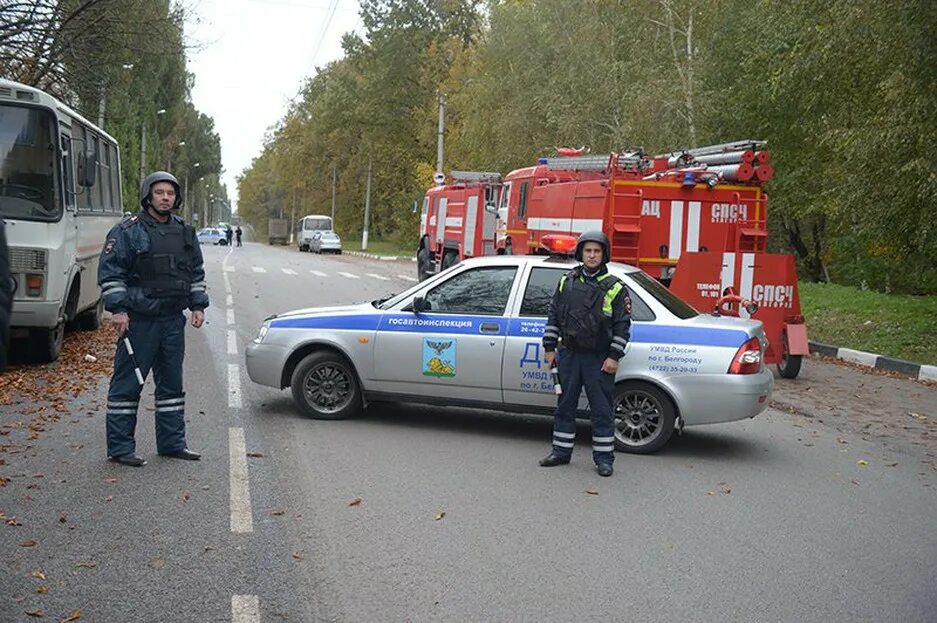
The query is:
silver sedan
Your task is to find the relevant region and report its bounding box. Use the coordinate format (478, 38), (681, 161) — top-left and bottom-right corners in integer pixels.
(246, 255), (773, 453)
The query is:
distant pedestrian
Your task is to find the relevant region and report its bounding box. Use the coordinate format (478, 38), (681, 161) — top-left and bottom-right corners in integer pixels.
(235, 226), (242, 247)
(225, 227), (233, 246)
(0, 218), (13, 373)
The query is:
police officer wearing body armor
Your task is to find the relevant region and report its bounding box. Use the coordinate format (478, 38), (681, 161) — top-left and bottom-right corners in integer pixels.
(98, 171), (209, 466)
(540, 231), (631, 477)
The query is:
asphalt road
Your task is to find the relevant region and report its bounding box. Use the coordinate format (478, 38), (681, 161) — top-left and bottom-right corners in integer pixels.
(1, 241), (935, 622)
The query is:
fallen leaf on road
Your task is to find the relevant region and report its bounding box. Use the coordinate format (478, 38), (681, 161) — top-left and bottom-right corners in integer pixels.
(347, 498), (363, 507)
(104, 478), (117, 484)
(58, 514), (67, 523)
(837, 438), (848, 444)
(75, 562), (96, 569)
(885, 462), (898, 467)
(705, 491), (715, 496)
(63, 609), (82, 622)
(434, 512), (446, 521)
(857, 460), (869, 466)
(292, 552), (304, 561)
(585, 489), (599, 495)
(271, 510), (285, 516)
(24, 609), (44, 617)
(31, 570), (45, 580)
(721, 488), (732, 495)
(19, 540), (37, 547)
(851, 480), (859, 486)
(246, 452), (264, 458)
(36, 586), (48, 594)
(181, 493), (190, 503)
(105, 496), (113, 502)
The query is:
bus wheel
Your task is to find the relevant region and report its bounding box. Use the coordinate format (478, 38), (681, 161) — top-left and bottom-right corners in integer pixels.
(77, 298), (103, 331)
(30, 322), (64, 363)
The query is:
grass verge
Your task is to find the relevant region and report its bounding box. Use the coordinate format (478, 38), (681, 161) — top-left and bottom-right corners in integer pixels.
(350, 239), (414, 257)
(799, 281), (937, 365)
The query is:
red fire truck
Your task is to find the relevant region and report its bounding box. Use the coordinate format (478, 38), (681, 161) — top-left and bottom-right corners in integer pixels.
(416, 141), (807, 377)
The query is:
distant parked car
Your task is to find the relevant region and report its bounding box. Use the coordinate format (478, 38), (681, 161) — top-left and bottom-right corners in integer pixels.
(310, 230), (342, 254)
(197, 227), (227, 245)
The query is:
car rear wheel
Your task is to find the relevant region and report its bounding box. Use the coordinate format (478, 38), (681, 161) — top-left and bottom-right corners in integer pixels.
(290, 351), (362, 420)
(613, 382), (676, 454)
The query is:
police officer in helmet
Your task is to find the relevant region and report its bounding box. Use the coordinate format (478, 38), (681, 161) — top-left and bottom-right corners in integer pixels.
(98, 171), (209, 466)
(540, 231), (631, 476)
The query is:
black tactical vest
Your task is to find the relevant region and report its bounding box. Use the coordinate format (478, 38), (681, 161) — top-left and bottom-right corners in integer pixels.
(136, 217), (195, 299)
(557, 268), (619, 352)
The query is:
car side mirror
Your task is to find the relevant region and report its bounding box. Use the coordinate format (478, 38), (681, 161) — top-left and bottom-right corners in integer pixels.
(412, 296), (428, 313)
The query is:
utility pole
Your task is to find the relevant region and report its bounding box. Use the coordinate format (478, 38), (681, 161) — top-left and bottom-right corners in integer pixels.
(362, 155), (372, 251)
(331, 162), (337, 225)
(436, 91), (446, 176)
(139, 122), (146, 193)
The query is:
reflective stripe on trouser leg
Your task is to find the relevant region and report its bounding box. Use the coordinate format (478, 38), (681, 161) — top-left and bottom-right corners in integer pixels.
(550, 350), (584, 459)
(153, 314), (187, 454)
(579, 352), (616, 465)
(105, 320), (157, 457)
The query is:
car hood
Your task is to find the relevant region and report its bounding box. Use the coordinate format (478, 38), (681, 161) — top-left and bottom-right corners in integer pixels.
(273, 302), (375, 320)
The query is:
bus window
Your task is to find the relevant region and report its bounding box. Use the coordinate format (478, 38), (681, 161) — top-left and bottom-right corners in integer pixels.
(60, 133), (75, 211)
(99, 138), (113, 211)
(109, 143), (121, 212)
(0, 104), (60, 221)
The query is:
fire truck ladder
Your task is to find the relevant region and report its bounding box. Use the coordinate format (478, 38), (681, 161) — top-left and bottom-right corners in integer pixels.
(449, 170), (502, 183)
(544, 152), (647, 172)
(608, 179), (642, 265)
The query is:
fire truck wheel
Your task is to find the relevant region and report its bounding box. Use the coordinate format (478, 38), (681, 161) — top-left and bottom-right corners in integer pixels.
(441, 251), (458, 270)
(776, 334), (802, 379)
(613, 382), (676, 454)
(417, 248), (430, 281)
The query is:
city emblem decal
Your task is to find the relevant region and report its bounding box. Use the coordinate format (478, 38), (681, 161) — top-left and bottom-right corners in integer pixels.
(422, 338), (456, 377)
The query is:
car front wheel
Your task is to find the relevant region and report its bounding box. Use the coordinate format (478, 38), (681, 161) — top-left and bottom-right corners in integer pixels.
(290, 351), (362, 419)
(613, 382), (676, 454)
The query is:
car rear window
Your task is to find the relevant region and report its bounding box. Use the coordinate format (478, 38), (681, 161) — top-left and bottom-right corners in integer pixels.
(627, 271), (698, 319)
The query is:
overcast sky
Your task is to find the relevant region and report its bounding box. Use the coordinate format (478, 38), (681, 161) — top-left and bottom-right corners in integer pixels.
(185, 0), (363, 211)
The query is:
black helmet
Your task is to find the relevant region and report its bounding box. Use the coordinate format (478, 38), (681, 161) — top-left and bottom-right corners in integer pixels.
(575, 230), (610, 263)
(140, 171), (182, 212)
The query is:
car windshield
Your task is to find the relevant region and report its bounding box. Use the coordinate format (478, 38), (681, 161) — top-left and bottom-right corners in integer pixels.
(0, 104), (61, 222)
(627, 271), (698, 319)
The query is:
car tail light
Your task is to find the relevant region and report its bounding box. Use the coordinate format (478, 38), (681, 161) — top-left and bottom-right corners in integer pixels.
(26, 274), (43, 297)
(728, 337), (762, 374)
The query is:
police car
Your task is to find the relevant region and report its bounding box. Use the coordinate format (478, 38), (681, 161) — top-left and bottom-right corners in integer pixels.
(245, 255), (773, 453)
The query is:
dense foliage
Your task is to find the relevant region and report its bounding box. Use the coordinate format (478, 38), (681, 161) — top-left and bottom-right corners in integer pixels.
(253, 1), (931, 294)
(0, 0), (226, 221)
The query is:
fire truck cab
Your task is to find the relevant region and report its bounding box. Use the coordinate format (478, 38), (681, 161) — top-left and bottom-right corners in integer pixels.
(417, 171), (501, 281)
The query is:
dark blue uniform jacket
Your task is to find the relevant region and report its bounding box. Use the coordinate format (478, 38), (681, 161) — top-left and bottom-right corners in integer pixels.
(98, 211), (209, 317)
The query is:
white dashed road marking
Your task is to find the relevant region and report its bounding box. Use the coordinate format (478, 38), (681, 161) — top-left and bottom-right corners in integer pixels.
(397, 274), (417, 282)
(224, 265), (235, 272)
(227, 329), (237, 355)
(226, 294), (233, 306)
(281, 268), (298, 275)
(228, 363), (242, 408)
(227, 309), (236, 325)
(232, 595), (260, 622)
(228, 427), (253, 533)
(309, 270), (328, 277)
(338, 272), (360, 279)
(251, 266), (266, 273)
(366, 273), (390, 280)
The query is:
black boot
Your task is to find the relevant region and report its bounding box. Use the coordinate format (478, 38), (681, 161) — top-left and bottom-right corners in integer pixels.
(539, 453), (571, 467)
(596, 463), (613, 477)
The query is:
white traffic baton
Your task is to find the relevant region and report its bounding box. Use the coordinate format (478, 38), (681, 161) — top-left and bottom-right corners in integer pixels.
(122, 336), (145, 386)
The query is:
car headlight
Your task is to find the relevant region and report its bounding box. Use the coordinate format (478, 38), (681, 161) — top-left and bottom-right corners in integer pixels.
(254, 322), (270, 343)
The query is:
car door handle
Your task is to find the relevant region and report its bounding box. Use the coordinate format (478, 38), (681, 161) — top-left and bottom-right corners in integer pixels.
(480, 322), (501, 334)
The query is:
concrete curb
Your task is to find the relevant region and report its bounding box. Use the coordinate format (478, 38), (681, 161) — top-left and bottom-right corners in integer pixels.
(344, 250), (417, 262)
(809, 340), (936, 382)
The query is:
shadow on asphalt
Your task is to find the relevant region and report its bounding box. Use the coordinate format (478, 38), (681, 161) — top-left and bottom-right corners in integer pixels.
(253, 395), (764, 460)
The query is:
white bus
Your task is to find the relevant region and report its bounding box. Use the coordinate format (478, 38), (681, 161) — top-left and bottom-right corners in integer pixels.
(1, 79), (122, 362)
(296, 213), (333, 252)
